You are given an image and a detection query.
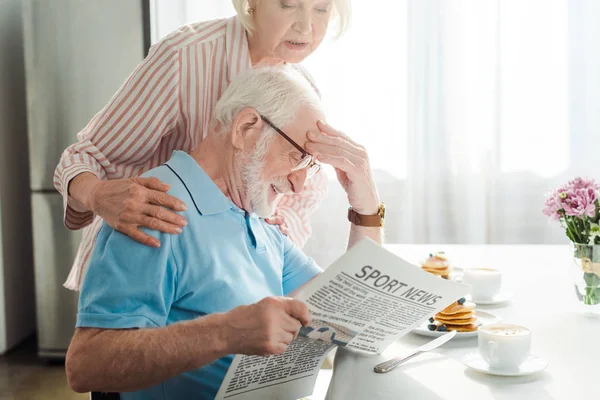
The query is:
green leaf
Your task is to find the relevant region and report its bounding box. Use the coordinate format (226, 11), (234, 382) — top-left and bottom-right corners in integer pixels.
(583, 272), (600, 288)
(566, 229), (575, 243)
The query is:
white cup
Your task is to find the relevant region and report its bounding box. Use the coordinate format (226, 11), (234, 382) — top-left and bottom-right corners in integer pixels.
(463, 268), (502, 300)
(478, 324), (531, 370)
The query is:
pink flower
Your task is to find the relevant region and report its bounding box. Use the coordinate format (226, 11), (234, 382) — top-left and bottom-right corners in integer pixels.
(562, 187), (597, 218)
(542, 190), (563, 220)
(543, 177), (600, 221)
(568, 177), (600, 191)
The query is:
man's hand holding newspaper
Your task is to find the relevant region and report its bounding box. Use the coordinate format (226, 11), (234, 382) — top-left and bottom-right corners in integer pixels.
(222, 297), (311, 356)
(216, 239), (468, 400)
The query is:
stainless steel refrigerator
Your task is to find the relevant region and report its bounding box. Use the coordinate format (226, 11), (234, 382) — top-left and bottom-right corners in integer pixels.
(22, 0), (150, 360)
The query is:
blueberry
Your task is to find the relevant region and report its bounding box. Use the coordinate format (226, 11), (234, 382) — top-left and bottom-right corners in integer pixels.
(437, 325), (448, 332)
(428, 324), (437, 331)
(429, 317), (435, 323)
(457, 297), (466, 305)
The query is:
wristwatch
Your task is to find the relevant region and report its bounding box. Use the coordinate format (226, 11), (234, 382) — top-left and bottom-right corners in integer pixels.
(347, 203), (385, 227)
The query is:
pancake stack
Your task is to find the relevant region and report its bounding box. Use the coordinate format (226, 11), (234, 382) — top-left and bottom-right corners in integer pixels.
(428, 298), (479, 332)
(421, 251), (451, 279)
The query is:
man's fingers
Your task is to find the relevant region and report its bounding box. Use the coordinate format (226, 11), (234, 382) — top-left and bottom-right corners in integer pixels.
(148, 189), (188, 211)
(316, 120), (343, 137)
(306, 142), (364, 167)
(143, 205), (188, 227)
(316, 120), (361, 147)
(278, 330), (296, 345)
(122, 226), (160, 248)
(314, 153), (357, 176)
(266, 342), (288, 356)
(281, 314), (303, 335)
(308, 129), (361, 155)
(282, 299), (311, 326)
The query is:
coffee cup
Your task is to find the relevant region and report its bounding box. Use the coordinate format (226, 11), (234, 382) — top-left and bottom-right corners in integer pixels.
(463, 268), (502, 300)
(478, 324), (531, 370)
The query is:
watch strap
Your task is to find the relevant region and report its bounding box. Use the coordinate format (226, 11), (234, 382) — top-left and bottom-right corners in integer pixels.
(348, 206), (384, 227)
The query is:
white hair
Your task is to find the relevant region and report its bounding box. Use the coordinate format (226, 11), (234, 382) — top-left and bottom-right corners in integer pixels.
(211, 64), (322, 137)
(232, 0), (352, 37)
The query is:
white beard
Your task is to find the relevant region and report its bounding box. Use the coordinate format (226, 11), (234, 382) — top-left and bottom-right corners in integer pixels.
(239, 136), (289, 218)
(242, 152), (273, 218)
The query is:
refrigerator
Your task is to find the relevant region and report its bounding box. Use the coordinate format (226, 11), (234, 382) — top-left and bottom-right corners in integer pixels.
(0, 0), (36, 355)
(22, 0), (150, 360)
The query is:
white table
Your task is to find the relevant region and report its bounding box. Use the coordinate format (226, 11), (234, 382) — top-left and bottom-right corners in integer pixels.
(323, 245), (600, 400)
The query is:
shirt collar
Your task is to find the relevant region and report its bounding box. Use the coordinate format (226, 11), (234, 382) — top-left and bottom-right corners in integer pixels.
(225, 15), (253, 83)
(164, 151), (233, 216)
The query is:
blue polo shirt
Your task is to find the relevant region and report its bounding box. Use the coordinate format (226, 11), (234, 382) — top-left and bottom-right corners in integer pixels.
(76, 150), (322, 400)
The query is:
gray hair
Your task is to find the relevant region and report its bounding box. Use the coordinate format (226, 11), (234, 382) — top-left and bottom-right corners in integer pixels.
(211, 65), (323, 137)
(232, 0), (352, 37)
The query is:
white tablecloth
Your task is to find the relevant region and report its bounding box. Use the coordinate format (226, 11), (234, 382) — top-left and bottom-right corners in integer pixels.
(320, 244), (600, 400)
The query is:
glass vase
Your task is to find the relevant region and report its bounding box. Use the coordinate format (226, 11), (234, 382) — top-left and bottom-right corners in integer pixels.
(571, 243), (600, 310)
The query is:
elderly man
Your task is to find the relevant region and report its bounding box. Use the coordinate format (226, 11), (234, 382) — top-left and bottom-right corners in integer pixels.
(65, 65), (383, 399)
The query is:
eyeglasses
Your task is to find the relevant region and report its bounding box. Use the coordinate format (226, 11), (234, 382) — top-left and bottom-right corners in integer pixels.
(260, 115), (321, 179)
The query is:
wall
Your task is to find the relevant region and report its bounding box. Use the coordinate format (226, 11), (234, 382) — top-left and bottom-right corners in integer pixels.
(150, 0), (234, 43)
(0, 0), (36, 353)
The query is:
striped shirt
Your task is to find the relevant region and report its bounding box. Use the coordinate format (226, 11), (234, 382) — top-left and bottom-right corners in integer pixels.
(54, 16), (328, 291)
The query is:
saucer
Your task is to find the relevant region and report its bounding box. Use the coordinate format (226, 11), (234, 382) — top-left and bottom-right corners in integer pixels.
(462, 352), (548, 376)
(412, 310), (501, 339)
(467, 291), (513, 305)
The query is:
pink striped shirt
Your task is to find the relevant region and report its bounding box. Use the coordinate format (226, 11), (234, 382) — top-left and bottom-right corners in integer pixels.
(54, 16), (328, 291)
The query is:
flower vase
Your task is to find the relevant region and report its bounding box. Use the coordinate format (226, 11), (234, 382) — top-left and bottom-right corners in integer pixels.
(571, 243), (600, 311)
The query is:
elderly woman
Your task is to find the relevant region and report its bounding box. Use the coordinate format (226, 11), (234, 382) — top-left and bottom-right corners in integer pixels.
(55, 0), (351, 290)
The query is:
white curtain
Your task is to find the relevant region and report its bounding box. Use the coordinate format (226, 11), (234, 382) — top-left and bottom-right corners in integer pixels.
(151, 0), (600, 268)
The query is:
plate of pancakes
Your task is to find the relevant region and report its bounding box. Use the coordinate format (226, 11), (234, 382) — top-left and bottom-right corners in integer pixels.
(420, 251), (452, 279)
(412, 299), (501, 338)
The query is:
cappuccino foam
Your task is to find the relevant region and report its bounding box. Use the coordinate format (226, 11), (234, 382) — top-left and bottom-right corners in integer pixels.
(468, 268), (500, 276)
(483, 325), (529, 336)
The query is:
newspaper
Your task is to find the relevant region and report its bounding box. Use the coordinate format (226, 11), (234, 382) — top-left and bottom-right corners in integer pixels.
(216, 238), (468, 400)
